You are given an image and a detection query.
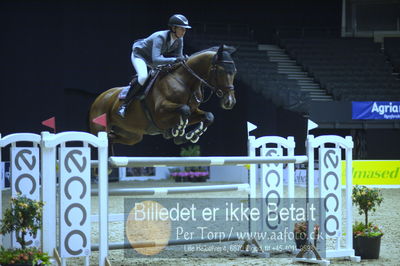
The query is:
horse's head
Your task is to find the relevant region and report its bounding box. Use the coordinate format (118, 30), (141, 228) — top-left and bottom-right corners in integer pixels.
(182, 45), (237, 109)
(210, 45), (237, 110)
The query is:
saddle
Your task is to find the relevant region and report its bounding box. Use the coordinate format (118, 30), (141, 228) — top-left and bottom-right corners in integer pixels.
(118, 62), (182, 101)
(118, 69), (159, 100)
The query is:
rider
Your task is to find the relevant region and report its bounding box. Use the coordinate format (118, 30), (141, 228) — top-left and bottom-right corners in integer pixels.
(117, 14), (191, 118)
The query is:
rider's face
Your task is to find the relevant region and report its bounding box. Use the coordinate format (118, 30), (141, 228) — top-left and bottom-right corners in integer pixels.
(174, 26), (186, 38)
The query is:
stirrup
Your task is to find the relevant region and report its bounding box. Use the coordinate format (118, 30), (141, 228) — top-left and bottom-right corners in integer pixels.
(117, 104), (127, 118)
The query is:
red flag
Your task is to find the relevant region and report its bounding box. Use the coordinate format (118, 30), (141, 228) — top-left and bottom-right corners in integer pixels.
(92, 113), (107, 131)
(41, 117), (56, 133)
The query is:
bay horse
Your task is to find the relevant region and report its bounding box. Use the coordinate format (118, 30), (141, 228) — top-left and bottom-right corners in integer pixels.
(88, 44), (237, 146)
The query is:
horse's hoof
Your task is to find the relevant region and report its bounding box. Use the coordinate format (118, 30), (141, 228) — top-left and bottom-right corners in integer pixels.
(171, 128), (179, 137)
(190, 136), (200, 143)
(185, 132), (194, 140)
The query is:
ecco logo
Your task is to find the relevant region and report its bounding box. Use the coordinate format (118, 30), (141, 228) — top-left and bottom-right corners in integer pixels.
(322, 149), (340, 237)
(12, 148), (40, 247)
(14, 149), (37, 195)
(61, 149), (89, 256)
(264, 148), (282, 230)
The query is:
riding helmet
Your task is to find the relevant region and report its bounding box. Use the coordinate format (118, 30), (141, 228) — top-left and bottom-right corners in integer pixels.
(168, 14), (191, 29)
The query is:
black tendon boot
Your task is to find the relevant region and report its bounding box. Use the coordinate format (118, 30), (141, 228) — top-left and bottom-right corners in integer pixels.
(117, 82), (143, 118)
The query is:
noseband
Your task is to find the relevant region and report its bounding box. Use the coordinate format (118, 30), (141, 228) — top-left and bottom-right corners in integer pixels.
(181, 56), (236, 100)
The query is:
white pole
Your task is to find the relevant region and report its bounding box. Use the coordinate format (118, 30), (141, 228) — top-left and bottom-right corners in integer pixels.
(109, 156), (308, 168)
(41, 132), (57, 257)
(287, 136), (295, 198)
(247, 129), (257, 240)
(306, 135), (315, 199)
(97, 132), (109, 266)
(247, 136), (257, 199)
(119, 167), (127, 181)
(345, 136), (354, 250)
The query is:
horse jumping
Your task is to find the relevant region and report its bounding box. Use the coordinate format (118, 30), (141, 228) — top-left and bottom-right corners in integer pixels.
(88, 44), (237, 146)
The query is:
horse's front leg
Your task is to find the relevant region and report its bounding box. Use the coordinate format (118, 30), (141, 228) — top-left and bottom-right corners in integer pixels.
(184, 110), (214, 143)
(155, 102), (191, 139)
(171, 105), (190, 137)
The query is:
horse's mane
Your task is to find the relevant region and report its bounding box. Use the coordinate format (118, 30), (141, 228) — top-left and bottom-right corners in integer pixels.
(190, 46), (219, 57)
(189, 45), (237, 74)
(190, 45), (236, 57)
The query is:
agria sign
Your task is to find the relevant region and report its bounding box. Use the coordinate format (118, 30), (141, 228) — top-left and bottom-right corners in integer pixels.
(352, 101), (400, 119)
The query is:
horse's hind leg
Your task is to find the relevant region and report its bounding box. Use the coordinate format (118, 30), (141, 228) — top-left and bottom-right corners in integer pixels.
(111, 126), (143, 146)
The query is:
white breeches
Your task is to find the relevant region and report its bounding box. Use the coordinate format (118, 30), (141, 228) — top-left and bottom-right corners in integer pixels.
(131, 54), (148, 85)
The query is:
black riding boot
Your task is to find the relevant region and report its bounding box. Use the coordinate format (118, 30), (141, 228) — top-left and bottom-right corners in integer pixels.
(117, 82), (143, 118)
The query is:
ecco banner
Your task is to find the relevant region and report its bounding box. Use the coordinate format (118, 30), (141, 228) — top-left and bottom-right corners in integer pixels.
(352, 101), (400, 119)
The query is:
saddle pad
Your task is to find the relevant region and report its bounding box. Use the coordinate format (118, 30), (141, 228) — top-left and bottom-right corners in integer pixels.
(118, 86), (130, 100)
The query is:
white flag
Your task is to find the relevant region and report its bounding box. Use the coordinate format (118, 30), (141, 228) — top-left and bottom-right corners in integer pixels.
(247, 122), (257, 135)
(307, 119), (318, 133)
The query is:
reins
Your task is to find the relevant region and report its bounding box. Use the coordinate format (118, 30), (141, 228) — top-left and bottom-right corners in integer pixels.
(180, 57), (235, 104)
(181, 61), (215, 103)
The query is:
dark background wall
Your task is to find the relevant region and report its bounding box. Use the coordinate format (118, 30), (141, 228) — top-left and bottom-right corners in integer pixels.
(2, 0), (397, 158)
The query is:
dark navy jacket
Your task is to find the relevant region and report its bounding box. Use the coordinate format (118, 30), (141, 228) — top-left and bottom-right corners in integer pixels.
(132, 30), (183, 68)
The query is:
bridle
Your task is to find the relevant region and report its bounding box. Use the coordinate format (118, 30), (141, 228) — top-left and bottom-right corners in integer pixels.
(181, 54), (236, 102)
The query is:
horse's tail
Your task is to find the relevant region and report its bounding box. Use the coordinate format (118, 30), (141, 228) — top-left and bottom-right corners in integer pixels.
(86, 87), (120, 136)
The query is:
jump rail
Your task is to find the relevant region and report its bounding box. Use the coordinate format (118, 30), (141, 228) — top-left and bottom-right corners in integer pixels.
(91, 236), (240, 251)
(108, 155), (308, 167)
(91, 184), (250, 196)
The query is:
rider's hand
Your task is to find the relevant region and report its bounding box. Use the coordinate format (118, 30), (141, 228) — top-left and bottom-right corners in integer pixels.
(174, 56), (186, 63)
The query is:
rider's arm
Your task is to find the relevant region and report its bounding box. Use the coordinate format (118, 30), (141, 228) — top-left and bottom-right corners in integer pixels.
(151, 35), (177, 66)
